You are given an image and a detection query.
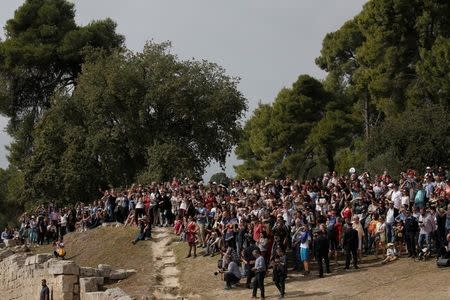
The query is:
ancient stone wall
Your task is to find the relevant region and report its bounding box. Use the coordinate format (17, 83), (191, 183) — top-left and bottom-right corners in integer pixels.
(0, 246), (134, 300)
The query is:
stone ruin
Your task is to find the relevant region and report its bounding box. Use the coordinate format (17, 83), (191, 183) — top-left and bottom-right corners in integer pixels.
(0, 245), (135, 300)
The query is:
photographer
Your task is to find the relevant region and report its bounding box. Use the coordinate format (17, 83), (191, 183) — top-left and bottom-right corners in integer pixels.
(220, 255), (241, 290)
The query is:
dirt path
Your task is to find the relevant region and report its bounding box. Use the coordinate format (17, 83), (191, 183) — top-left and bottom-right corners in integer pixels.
(170, 237), (450, 300)
(150, 227), (182, 299)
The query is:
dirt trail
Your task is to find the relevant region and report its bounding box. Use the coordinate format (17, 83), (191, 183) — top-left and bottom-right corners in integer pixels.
(151, 227), (182, 299)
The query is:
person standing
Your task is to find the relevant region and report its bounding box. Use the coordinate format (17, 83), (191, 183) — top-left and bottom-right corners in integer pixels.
(404, 210), (419, 258)
(314, 226), (331, 277)
(185, 216), (198, 258)
(251, 249), (266, 299)
(299, 225), (312, 275)
(271, 247), (287, 298)
(342, 219), (359, 269)
(40, 279), (49, 300)
(242, 240), (258, 289)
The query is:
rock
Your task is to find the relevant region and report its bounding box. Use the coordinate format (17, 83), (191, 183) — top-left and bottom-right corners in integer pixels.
(36, 253), (53, 264)
(93, 276), (104, 286)
(25, 254), (51, 266)
(126, 269), (137, 276)
(97, 264), (111, 277)
(73, 283), (80, 294)
(80, 267), (101, 277)
(12, 244), (30, 253)
(4, 239), (17, 247)
(81, 291), (105, 300)
(104, 288), (133, 300)
(79, 277), (98, 293)
(0, 248), (14, 261)
(109, 269), (128, 280)
(0, 242), (5, 248)
(48, 260), (80, 275)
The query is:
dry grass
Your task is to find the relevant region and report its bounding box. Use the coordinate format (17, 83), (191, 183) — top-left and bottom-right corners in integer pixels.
(171, 239), (450, 300)
(171, 239), (227, 298)
(32, 226), (155, 298)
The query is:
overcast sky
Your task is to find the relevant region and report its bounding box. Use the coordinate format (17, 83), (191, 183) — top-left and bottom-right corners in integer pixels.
(0, 0), (367, 180)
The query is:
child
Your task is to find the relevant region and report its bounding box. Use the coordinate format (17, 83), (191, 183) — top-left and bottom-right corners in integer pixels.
(394, 221), (404, 254)
(185, 216), (198, 258)
(381, 243), (397, 264)
(53, 237), (66, 259)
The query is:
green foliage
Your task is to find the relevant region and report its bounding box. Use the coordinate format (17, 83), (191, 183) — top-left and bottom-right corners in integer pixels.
(22, 42), (246, 202)
(0, 167), (24, 229)
(209, 172), (231, 186)
(0, 0), (124, 168)
(235, 75), (338, 180)
(367, 103), (449, 172)
(237, 0), (450, 179)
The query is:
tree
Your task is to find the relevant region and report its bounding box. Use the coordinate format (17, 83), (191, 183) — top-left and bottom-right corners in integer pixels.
(0, 0), (124, 168)
(209, 172), (231, 187)
(316, 0), (450, 139)
(22, 42), (247, 202)
(235, 75), (331, 179)
(306, 110), (358, 172)
(367, 103), (449, 173)
(0, 167), (25, 229)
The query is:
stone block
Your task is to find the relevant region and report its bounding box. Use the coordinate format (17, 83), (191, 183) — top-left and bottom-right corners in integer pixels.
(74, 283), (80, 294)
(109, 269), (128, 280)
(104, 288), (132, 300)
(80, 277), (99, 293)
(97, 264), (111, 277)
(62, 293), (74, 300)
(36, 253), (53, 264)
(82, 291), (107, 300)
(55, 274), (79, 293)
(48, 260), (80, 275)
(80, 266), (101, 277)
(93, 276), (104, 286)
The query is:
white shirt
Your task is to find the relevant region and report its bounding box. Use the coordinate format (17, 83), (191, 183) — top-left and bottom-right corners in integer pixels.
(386, 208), (395, 224)
(227, 261), (241, 278)
(391, 191), (402, 210)
(300, 232), (311, 249)
(254, 256), (266, 272)
(401, 196), (410, 207)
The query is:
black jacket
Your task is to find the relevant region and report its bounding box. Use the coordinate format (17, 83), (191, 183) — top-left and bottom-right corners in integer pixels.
(342, 227), (358, 250)
(404, 216), (419, 235)
(314, 234), (329, 257)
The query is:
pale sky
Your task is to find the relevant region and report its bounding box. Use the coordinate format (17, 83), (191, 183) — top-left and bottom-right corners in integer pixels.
(0, 0), (367, 180)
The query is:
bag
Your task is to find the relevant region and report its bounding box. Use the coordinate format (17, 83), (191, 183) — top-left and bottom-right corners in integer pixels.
(436, 258), (449, 267)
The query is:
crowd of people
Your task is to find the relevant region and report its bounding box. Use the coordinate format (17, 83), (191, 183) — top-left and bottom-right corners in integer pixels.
(1, 166), (449, 299)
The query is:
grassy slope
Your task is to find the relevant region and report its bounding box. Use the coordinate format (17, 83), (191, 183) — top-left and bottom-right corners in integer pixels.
(32, 226), (155, 298)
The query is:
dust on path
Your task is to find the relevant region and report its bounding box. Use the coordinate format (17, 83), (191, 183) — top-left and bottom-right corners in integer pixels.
(150, 227), (182, 299)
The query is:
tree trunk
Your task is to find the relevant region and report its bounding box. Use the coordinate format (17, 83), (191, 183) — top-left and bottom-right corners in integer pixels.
(326, 148), (335, 172)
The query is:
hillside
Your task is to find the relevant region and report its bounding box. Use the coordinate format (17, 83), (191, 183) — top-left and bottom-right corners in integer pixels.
(32, 226), (156, 298)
